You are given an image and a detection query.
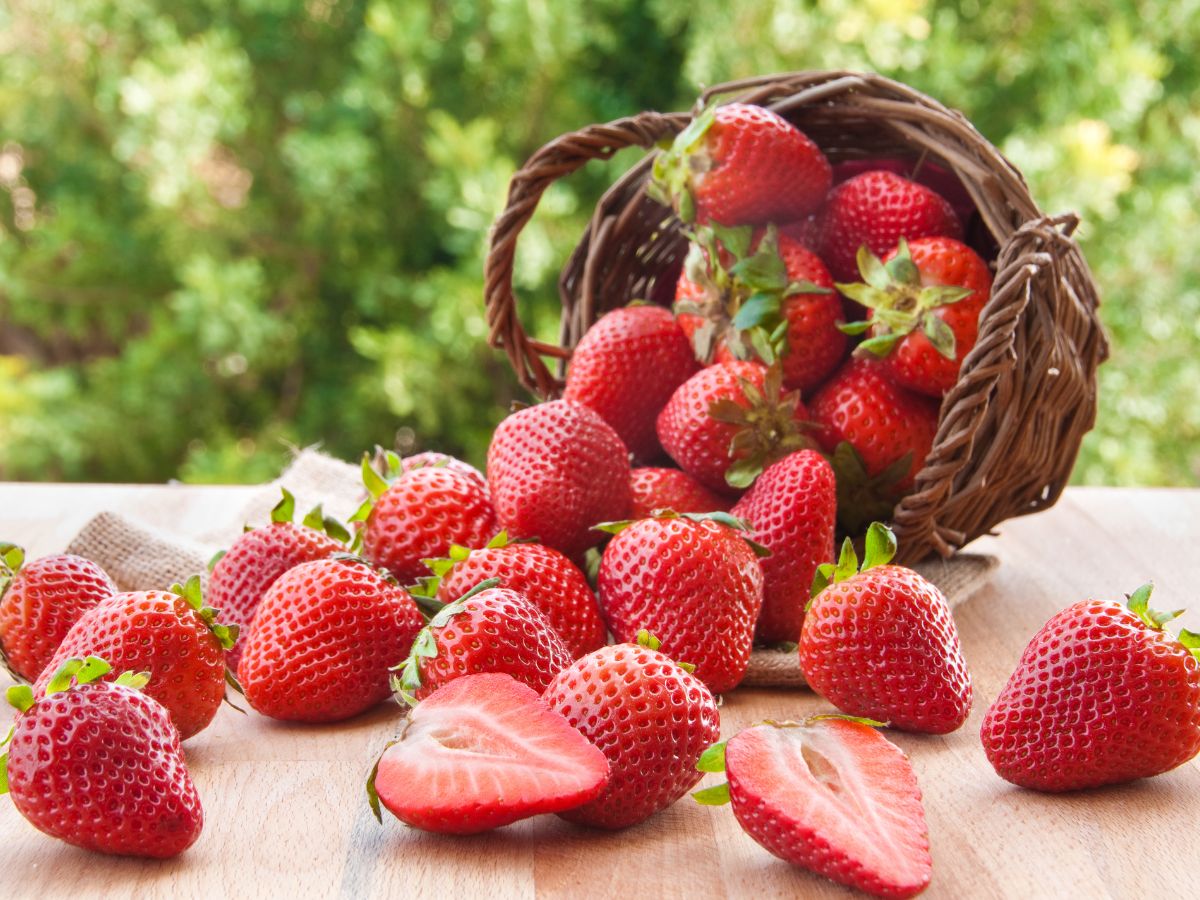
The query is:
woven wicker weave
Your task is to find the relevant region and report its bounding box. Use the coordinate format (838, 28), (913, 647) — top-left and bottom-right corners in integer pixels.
(484, 71), (1107, 565)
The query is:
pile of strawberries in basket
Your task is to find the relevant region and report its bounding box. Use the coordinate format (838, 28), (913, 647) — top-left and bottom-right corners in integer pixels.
(2, 103), (1199, 899)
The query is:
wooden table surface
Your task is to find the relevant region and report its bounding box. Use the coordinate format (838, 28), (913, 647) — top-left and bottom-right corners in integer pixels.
(0, 483), (1197, 899)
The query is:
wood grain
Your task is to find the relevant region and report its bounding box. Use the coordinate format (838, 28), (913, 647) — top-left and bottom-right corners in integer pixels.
(0, 484), (1196, 899)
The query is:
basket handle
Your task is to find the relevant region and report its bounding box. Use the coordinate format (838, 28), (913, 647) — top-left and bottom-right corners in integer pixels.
(484, 110), (691, 396)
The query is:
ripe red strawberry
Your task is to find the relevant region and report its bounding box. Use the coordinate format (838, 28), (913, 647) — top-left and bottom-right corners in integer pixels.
(394, 581), (574, 703)
(402, 451), (488, 492)
(800, 524), (972, 733)
(207, 489), (346, 673)
(815, 169), (962, 283)
(368, 673), (610, 834)
(1, 657), (203, 858)
(239, 557), (423, 722)
(543, 633), (721, 829)
(695, 717), (932, 899)
(840, 238), (993, 397)
(35, 578), (234, 740)
(981, 584), (1200, 792)
(563, 305), (699, 462)
(596, 512), (764, 693)
(426, 532), (606, 658)
(0, 544), (116, 682)
(354, 455), (497, 584)
(657, 361), (814, 495)
(628, 467), (731, 519)
(831, 158), (976, 226)
(731, 450), (836, 643)
(487, 400), (631, 560)
(650, 103), (831, 226)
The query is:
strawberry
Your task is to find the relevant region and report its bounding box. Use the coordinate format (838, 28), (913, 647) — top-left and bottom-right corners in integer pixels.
(780, 214), (820, 251)
(487, 400), (631, 560)
(657, 360), (814, 494)
(424, 532), (606, 658)
(207, 489), (347, 673)
(239, 557), (423, 723)
(0, 544), (116, 682)
(839, 238), (993, 397)
(808, 359), (939, 531)
(1, 657), (203, 858)
(981, 583), (1200, 792)
(674, 226), (846, 392)
(595, 511), (765, 694)
(649, 103), (830, 226)
(800, 524), (973, 733)
(35, 577), (235, 740)
(401, 451), (488, 492)
(815, 169), (962, 283)
(628, 467), (731, 519)
(694, 717), (932, 899)
(543, 632), (721, 829)
(563, 304), (699, 462)
(831, 158), (976, 227)
(353, 454), (497, 584)
(368, 673), (610, 834)
(393, 580), (574, 703)
(731, 450), (836, 644)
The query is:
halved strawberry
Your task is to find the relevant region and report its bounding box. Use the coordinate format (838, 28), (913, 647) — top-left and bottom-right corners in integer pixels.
(367, 673), (610, 834)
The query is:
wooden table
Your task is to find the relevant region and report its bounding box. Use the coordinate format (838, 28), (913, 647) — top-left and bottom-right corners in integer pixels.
(1, 484), (1197, 899)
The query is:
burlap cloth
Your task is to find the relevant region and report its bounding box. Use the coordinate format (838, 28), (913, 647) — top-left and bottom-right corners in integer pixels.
(66, 449), (996, 689)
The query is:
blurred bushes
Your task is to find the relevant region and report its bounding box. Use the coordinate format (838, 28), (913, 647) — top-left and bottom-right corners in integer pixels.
(0, 0), (1196, 484)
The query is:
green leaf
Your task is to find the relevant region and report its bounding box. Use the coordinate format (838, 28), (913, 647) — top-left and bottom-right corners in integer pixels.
(412, 629), (438, 658)
(862, 523), (898, 571)
(271, 488), (296, 524)
(366, 742), (397, 824)
(208, 549), (228, 572)
(486, 531), (510, 550)
(810, 562), (834, 600)
(170, 575), (206, 612)
(0, 751), (8, 795)
(707, 397), (749, 426)
(729, 249), (788, 293)
(835, 282), (892, 310)
(448, 544), (471, 562)
(691, 782), (732, 805)
(322, 517), (351, 544)
(923, 285), (975, 307)
(746, 326), (777, 365)
(1, 544), (26, 575)
(75, 655), (112, 685)
(45, 658), (85, 695)
(785, 279), (833, 296)
(730, 293), (778, 332)
(883, 240), (919, 284)
(361, 453), (390, 501)
(114, 671), (151, 690)
(348, 497), (374, 524)
(833, 537), (859, 583)
(677, 661), (696, 673)
(681, 510), (752, 532)
(384, 451), (403, 478)
(922, 314), (958, 360)
(709, 223), (753, 261)
(594, 519), (636, 535)
(679, 189), (696, 224)
(696, 741), (727, 773)
(301, 504), (324, 531)
(636, 629), (661, 651)
(6, 684), (34, 713)
(1178, 629), (1200, 659)
(856, 331), (904, 358)
(725, 456), (763, 489)
(836, 319), (872, 336)
(856, 245), (891, 289)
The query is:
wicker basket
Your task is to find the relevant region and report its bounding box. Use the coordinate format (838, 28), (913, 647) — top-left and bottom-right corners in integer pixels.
(483, 71), (1107, 565)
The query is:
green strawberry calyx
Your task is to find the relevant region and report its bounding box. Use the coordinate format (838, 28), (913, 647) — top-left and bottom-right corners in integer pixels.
(347, 450), (406, 552)
(169, 575), (239, 652)
(809, 522), (897, 600)
(826, 441), (912, 535)
(837, 240), (974, 361)
(0, 543), (25, 598)
(411, 530), (533, 600)
(633, 629), (697, 675)
(595, 510), (770, 559)
(647, 104), (718, 224)
(365, 737), (400, 824)
(1126, 584), (1199, 658)
(209, 489), (350, 571)
(389, 577), (502, 708)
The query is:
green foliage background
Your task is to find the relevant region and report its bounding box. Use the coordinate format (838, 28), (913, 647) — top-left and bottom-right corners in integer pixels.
(0, 0), (1196, 485)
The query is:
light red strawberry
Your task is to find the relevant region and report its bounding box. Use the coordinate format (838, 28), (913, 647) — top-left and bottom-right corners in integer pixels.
(35, 578), (234, 740)
(487, 400), (631, 560)
(657, 360), (814, 495)
(543, 633), (721, 829)
(368, 673), (610, 834)
(426, 532), (606, 658)
(238, 557), (423, 722)
(839, 237), (993, 397)
(0, 544), (116, 682)
(981, 583), (1200, 792)
(596, 511), (764, 693)
(1, 657), (203, 858)
(649, 102), (831, 226)
(731, 450), (836, 643)
(402, 451), (488, 492)
(800, 524), (973, 734)
(206, 489), (346, 673)
(394, 581), (574, 703)
(815, 169), (962, 283)
(695, 717), (932, 899)
(563, 304), (699, 462)
(628, 467), (731, 519)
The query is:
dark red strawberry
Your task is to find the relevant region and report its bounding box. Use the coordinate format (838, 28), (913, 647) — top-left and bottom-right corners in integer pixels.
(207, 489), (346, 673)
(402, 451), (488, 492)
(2, 657), (203, 858)
(0, 544), (116, 682)
(544, 633), (721, 829)
(831, 157), (976, 226)
(487, 400), (631, 560)
(800, 524), (973, 734)
(596, 512), (764, 694)
(657, 361), (814, 495)
(650, 103), (831, 226)
(815, 169), (962, 283)
(981, 584), (1200, 792)
(731, 450), (836, 644)
(239, 557), (423, 722)
(628, 467), (731, 519)
(695, 717), (932, 898)
(426, 532), (606, 658)
(839, 237), (993, 397)
(563, 304), (699, 461)
(35, 578), (234, 740)
(368, 673), (610, 834)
